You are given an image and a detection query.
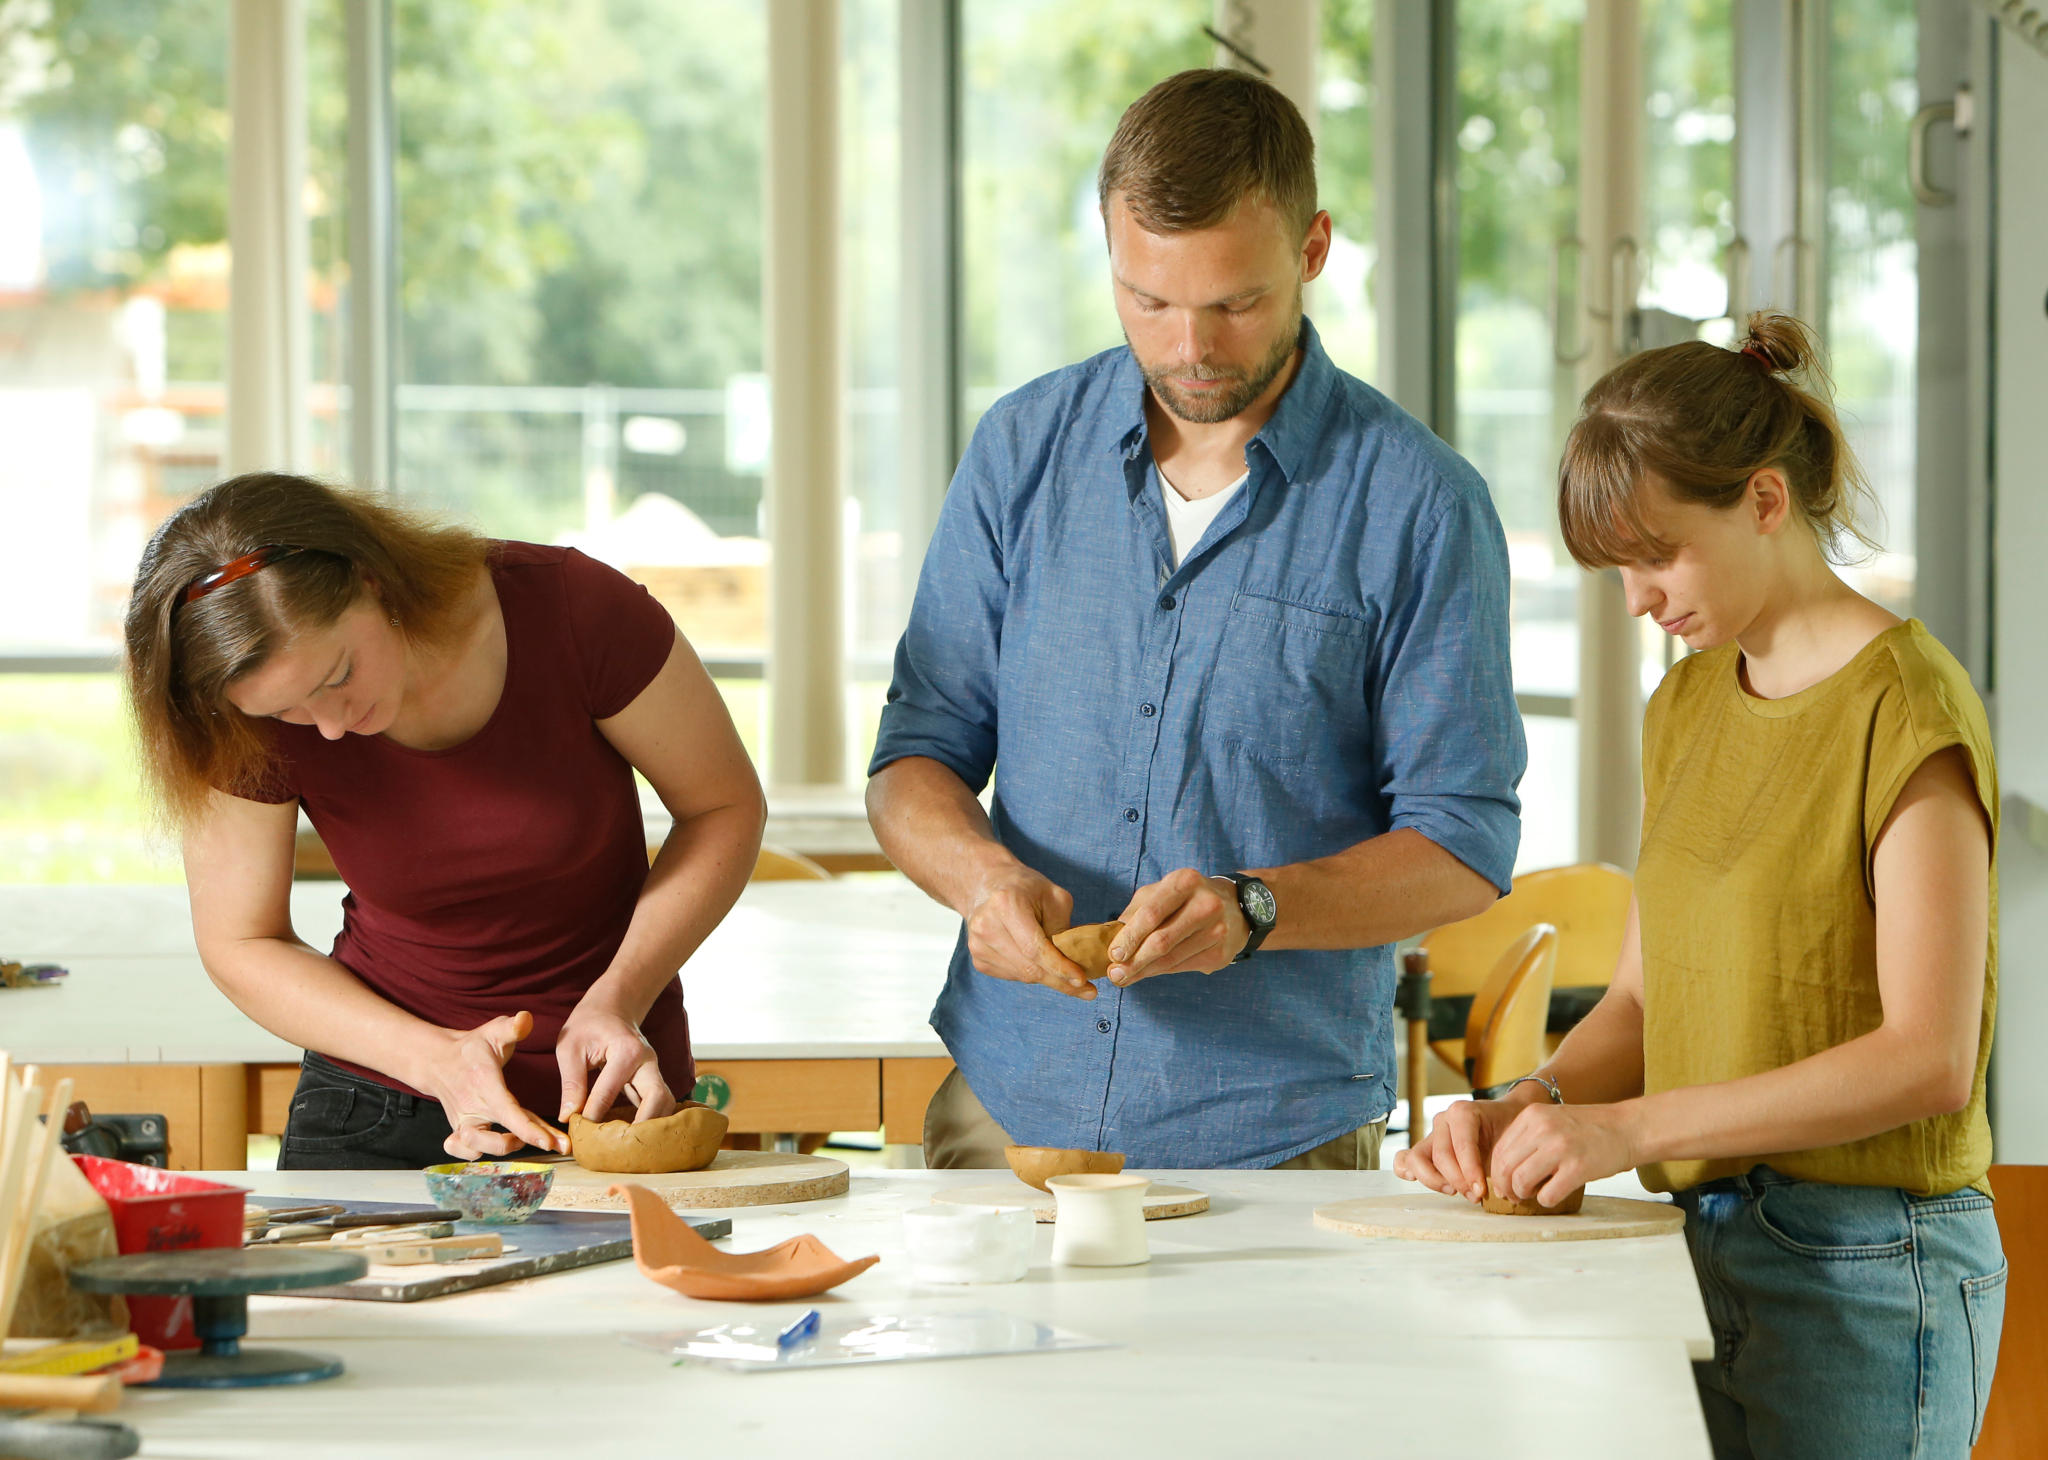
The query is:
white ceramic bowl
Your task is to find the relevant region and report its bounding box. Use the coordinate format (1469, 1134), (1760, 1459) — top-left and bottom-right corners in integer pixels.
(901, 1204), (1034, 1284)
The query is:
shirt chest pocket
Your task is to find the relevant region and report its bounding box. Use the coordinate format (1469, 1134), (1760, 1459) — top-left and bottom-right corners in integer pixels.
(1201, 592), (1374, 763)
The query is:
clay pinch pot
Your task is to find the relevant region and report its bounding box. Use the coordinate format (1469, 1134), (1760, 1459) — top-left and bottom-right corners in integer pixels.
(1052, 921), (1125, 980)
(568, 1101), (729, 1175)
(1481, 1177), (1587, 1218)
(421, 1161), (555, 1224)
(612, 1183), (878, 1301)
(1004, 1144), (1126, 1193)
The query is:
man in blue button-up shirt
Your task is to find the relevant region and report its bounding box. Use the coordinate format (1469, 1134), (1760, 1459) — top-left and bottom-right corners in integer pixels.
(867, 70), (1524, 1170)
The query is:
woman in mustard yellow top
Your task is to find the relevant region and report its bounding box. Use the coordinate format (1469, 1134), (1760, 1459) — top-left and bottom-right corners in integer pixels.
(1397, 313), (2004, 1458)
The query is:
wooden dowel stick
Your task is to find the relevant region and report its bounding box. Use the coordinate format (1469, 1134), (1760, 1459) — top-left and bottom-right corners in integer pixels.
(0, 1371), (123, 1413)
(0, 1092), (38, 1335)
(0, 1077), (69, 1340)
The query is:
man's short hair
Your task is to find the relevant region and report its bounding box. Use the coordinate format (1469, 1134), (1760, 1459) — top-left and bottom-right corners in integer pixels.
(1097, 69), (1318, 242)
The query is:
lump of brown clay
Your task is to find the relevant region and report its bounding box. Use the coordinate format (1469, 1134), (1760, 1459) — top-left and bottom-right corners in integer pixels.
(1481, 1178), (1586, 1217)
(1053, 920), (1125, 979)
(1004, 1144), (1126, 1192)
(568, 1101), (729, 1174)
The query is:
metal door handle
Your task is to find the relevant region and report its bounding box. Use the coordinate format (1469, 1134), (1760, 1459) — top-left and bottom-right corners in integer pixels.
(1909, 100), (1958, 207)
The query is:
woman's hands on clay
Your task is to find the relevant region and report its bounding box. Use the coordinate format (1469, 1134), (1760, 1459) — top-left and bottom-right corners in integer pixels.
(426, 1010), (569, 1160)
(556, 997), (679, 1125)
(1486, 1101), (1641, 1209)
(1108, 871), (1249, 985)
(960, 865), (1096, 1001)
(1393, 1096), (1522, 1201)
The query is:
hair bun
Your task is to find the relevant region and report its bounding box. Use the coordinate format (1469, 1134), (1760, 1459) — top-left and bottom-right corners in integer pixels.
(1740, 310), (1817, 376)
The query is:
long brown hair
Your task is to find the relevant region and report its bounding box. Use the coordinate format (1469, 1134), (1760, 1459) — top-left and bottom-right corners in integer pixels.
(1557, 311), (1878, 568)
(124, 473), (491, 826)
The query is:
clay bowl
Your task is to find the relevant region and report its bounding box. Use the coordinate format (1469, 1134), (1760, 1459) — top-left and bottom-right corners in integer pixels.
(613, 1183), (878, 1301)
(1004, 1145), (1126, 1193)
(422, 1160), (555, 1224)
(568, 1101), (729, 1174)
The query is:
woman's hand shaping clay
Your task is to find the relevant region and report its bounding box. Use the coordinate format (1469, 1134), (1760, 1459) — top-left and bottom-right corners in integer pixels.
(424, 1009), (569, 1160)
(556, 999), (679, 1125)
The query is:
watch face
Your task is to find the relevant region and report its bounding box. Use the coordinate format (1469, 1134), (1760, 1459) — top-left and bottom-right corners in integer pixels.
(1241, 879), (1277, 928)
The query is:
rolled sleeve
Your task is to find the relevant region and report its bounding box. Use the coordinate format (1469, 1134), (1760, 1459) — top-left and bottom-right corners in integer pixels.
(868, 437), (1010, 793)
(1371, 481), (1526, 893)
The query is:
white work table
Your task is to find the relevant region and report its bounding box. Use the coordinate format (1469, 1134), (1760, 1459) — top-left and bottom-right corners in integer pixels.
(1, 881), (963, 1165)
(113, 1167), (1713, 1459)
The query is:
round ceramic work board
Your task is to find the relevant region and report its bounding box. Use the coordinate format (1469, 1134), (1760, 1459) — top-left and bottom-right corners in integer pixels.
(539, 1150), (849, 1211)
(934, 1179), (1209, 1223)
(1313, 1192), (1685, 1243)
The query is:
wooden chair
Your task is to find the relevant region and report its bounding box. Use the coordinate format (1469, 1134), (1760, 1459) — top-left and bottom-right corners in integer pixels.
(1975, 1165), (2047, 1458)
(1417, 863), (1631, 1079)
(749, 846), (832, 881)
(1462, 923), (1560, 1094)
(641, 844), (833, 880)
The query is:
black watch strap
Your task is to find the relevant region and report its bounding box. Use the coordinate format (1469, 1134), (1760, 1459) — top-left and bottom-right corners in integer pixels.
(1221, 873), (1276, 963)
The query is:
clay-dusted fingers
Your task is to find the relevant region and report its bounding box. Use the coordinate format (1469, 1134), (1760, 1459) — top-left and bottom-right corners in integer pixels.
(1112, 871), (1238, 983)
(625, 1069), (679, 1122)
(1446, 1111), (1488, 1201)
(965, 883), (1093, 998)
(1028, 932), (1097, 1000)
(445, 1120), (523, 1162)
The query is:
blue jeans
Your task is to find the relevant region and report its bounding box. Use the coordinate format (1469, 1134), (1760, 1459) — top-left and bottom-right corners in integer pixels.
(1674, 1167), (2007, 1460)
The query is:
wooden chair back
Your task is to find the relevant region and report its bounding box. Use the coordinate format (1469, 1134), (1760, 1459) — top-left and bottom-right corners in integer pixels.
(1419, 863), (1631, 1077)
(1975, 1164), (2048, 1458)
(749, 846), (833, 881)
(1463, 924), (1559, 1091)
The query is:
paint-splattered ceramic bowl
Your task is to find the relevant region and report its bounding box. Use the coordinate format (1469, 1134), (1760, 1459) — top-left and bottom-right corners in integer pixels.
(422, 1161), (554, 1224)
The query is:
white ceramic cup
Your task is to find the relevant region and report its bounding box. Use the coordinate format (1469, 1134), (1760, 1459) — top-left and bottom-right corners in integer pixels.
(1047, 1173), (1152, 1267)
(901, 1204), (1035, 1284)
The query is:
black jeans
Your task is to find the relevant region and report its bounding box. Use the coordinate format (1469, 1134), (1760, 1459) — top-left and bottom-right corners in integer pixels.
(276, 1051), (454, 1170)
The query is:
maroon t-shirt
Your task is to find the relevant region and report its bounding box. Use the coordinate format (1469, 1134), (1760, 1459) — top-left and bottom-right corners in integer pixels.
(248, 542), (692, 1118)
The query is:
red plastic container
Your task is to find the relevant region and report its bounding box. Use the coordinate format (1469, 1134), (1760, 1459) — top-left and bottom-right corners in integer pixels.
(73, 1156), (248, 1351)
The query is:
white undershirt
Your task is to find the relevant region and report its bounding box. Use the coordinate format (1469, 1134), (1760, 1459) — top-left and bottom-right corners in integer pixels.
(1155, 465), (1248, 568)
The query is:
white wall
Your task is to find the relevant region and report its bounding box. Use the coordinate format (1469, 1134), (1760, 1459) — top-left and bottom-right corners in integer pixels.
(1988, 33), (2048, 1161)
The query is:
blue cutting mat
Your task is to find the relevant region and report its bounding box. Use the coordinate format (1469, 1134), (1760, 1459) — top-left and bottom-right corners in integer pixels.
(250, 1193), (731, 1303)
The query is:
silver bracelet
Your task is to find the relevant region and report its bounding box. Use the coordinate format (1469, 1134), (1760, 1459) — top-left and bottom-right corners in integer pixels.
(1504, 1074), (1563, 1104)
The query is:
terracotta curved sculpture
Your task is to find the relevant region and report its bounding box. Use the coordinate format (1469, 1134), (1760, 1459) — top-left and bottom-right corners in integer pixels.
(568, 1102), (729, 1174)
(1053, 921), (1124, 979)
(613, 1183), (878, 1300)
(1482, 1178), (1586, 1217)
(1004, 1144), (1125, 1192)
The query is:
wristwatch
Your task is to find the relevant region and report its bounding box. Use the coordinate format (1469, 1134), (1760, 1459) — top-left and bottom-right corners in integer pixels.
(1219, 873), (1278, 963)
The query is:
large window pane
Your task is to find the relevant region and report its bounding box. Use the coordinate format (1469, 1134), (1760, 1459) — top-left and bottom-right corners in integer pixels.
(1455, 0), (1584, 712)
(1641, 0), (1735, 329)
(392, 0), (769, 757)
(844, 0), (902, 781)
(1456, 0), (1584, 866)
(959, 0), (1211, 433)
(1825, 0), (1917, 616)
(1317, 0), (1377, 382)
(0, 3), (232, 880)
(0, 1), (230, 657)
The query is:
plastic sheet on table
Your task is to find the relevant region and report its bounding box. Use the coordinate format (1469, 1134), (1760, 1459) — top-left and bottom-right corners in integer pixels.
(619, 1308), (1111, 1372)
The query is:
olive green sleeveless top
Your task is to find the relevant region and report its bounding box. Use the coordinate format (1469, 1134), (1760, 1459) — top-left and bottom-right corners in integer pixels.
(1634, 620), (1997, 1197)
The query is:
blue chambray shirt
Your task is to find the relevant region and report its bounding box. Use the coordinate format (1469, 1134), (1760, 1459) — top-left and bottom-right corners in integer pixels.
(869, 319), (1524, 1168)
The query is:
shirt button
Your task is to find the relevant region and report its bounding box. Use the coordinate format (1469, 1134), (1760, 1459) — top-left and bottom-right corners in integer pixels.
(1139, 702), (1155, 717)
(1157, 593), (1176, 611)
(1096, 1019), (1112, 1033)
(1122, 807), (1139, 823)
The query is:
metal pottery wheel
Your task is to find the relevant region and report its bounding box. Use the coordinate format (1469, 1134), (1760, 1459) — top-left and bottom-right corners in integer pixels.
(69, 1247), (369, 1389)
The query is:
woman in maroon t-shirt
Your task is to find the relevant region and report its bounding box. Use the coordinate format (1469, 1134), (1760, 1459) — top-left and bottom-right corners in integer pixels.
(124, 473), (766, 1169)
